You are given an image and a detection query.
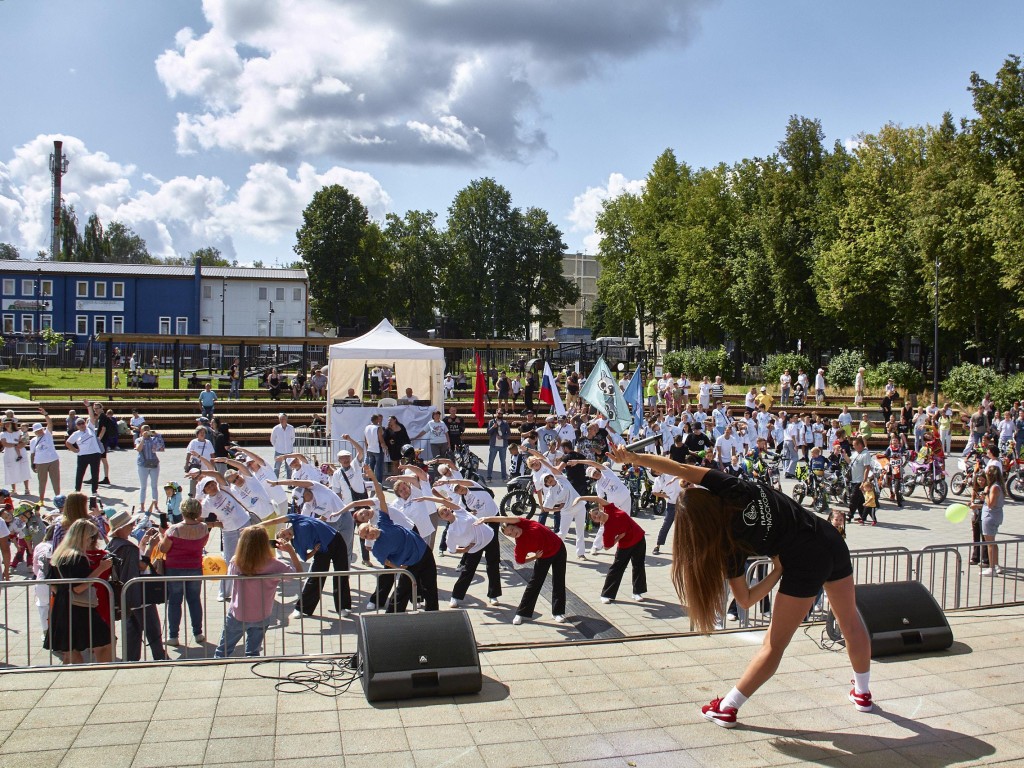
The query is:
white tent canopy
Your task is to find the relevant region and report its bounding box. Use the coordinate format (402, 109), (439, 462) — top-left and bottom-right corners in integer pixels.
(327, 319), (445, 409)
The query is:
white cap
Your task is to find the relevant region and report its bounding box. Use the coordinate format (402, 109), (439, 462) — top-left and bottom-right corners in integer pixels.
(337, 450), (352, 459)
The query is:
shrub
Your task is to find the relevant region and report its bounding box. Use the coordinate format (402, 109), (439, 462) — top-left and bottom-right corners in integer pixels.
(991, 372), (1024, 410)
(662, 347), (730, 381)
(762, 353), (812, 390)
(940, 363), (999, 407)
(865, 361), (925, 395)
(826, 349), (867, 389)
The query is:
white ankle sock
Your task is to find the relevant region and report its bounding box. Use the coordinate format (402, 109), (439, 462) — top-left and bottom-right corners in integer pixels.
(721, 687), (748, 710)
(854, 671), (871, 695)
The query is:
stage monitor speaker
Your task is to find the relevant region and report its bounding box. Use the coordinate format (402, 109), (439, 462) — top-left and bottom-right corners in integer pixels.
(853, 581), (953, 657)
(357, 611), (482, 702)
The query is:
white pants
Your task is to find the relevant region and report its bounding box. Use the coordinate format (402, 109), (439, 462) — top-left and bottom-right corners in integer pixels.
(557, 503), (588, 557)
(592, 524), (605, 552)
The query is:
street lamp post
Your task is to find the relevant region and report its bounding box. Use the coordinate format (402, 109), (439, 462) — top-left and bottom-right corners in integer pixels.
(933, 255), (940, 403)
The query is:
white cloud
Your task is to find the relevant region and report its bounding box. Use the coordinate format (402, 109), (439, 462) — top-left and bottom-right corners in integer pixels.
(0, 134), (390, 262)
(155, 0), (713, 164)
(567, 173), (646, 253)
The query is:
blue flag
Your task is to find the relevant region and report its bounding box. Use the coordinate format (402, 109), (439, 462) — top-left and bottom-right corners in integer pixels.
(579, 356), (632, 435)
(622, 366), (645, 438)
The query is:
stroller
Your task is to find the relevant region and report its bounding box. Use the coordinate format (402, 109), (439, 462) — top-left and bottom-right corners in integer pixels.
(791, 382), (807, 408)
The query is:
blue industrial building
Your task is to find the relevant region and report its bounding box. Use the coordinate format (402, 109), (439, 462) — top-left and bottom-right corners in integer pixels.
(0, 260), (308, 341)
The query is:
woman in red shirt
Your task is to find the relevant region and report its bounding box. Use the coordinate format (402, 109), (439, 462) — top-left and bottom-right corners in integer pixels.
(574, 497), (647, 603)
(474, 515), (568, 626)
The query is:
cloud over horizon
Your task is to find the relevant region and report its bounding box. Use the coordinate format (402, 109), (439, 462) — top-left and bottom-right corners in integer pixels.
(0, 134), (391, 261)
(156, 0), (712, 164)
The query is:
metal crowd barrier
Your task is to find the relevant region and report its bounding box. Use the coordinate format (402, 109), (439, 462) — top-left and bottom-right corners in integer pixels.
(1, 578), (116, 668)
(734, 539), (1023, 630)
(0, 568), (416, 671)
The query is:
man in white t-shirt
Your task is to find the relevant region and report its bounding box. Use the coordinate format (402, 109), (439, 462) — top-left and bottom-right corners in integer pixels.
(424, 410), (450, 459)
(780, 369), (792, 406)
(363, 414), (386, 483)
(270, 413), (296, 478)
(714, 425), (741, 468)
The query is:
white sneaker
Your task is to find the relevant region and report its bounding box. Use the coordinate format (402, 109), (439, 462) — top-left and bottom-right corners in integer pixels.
(633, 594), (644, 602)
(194, 633), (206, 643)
(290, 609), (303, 619)
(216, 594), (226, 603)
(337, 608), (351, 618)
(590, 548), (602, 556)
(554, 615), (569, 624)
(488, 598), (499, 606)
(981, 567), (1000, 577)
(512, 615), (523, 625)
(365, 601), (376, 611)
(449, 598), (460, 609)
(600, 596), (612, 604)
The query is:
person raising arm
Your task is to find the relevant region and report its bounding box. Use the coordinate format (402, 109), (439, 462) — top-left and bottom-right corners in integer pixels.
(606, 442), (873, 729)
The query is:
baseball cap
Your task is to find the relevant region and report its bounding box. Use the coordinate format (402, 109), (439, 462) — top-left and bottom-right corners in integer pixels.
(337, 450), (353, 459)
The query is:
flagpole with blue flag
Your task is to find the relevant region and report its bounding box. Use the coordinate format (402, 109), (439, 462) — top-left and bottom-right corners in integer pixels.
(622, 366), (645, 439)
(578, 356), (633, 435)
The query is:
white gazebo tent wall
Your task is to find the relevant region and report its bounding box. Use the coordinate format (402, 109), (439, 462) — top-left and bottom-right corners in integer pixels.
(326, 319), (445, 453)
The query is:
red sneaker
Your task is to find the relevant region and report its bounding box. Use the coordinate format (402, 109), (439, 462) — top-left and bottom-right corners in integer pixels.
(701, 697), (738, 728)
(849, 687), (873, 712)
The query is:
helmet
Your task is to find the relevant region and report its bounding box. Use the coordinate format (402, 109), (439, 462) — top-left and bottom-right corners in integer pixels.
(401, 444), (417, 459)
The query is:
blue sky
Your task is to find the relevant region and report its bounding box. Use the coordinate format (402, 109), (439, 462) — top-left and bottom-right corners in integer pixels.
(1, 0), (1022, 264)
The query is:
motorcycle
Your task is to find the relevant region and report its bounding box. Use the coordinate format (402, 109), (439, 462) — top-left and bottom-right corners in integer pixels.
(499, 475), (538, 518)
(749, 450), (783, 492)
(619, 465), (654, 516)
(453, 443), (482, 484)
(901, 450), (948, 504)
(876, 453), (905, 507)
(950, 452), (982, 497)
(791, 458), (811, 505)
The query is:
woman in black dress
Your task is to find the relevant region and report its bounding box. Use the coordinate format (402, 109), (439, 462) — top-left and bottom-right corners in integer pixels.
(267, 368), (282, 400)
(212, 418), (232, 474)
(608, 443), (873, 729)
(46, 518), (113, 664)
(384, 416), (412, 466)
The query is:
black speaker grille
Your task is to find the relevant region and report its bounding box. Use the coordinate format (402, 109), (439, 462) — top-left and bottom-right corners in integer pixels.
(855, 582), (948, 635)
(359, 612), (478, 673)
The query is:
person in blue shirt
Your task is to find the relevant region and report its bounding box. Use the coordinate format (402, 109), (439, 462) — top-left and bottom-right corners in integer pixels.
(198, 383), (218, 418)
(259, 512), (353, 618)
(357, 472), (439, 612)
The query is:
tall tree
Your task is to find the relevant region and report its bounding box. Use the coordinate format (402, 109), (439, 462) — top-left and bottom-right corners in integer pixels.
(0, 243), (19, 260)
(595, 192), (646, 342)
(294, 184), (384, 330)
(441, 178), (576, 339)
(104, 222), (154, 264)
(382, 210), (446, 330)
(816, 124), (929, 352)
(57, 203), (82, 262)
(81, 214), (110, 262)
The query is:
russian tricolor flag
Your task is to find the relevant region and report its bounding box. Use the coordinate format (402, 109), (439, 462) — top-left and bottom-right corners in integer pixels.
(539, 361), (566, 416)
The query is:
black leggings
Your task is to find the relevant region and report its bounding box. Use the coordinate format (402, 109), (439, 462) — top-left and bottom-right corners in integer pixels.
(451, 528), (502, 601)
(75, 453), (102, 494)
(517, 545), (566, 618)
(600, 539), (647, 599)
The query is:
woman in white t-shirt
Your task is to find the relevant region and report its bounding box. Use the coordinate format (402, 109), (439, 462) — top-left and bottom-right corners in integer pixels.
(1, 418), (30, 495)
(698, 377), (711, 409)
(29, 411), (61, 502)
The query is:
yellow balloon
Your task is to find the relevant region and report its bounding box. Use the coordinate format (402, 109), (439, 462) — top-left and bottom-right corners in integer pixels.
(945, 503), (970, 524)
(203, 554), (228, 576)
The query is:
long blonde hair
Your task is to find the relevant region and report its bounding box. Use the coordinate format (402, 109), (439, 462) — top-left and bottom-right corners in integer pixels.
(671, 488), (746, 634)
(61, 491), (89, 528)
(52, 519), (99, 567)
(232, 526), (275, 576)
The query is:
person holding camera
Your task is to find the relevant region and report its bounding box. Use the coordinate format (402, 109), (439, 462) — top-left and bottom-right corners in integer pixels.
(157, 498), (209, 646)
(215, 526), (300, 658)
(135, 425), (164, 511)
(107, 510), (166, 661)
(486, 410), (512, 482)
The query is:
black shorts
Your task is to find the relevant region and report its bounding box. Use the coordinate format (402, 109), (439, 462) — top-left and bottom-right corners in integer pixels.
(777, 524), (853, 599)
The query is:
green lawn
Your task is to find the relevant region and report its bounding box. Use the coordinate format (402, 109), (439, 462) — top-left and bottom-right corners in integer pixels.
(0, 367), (110, 399)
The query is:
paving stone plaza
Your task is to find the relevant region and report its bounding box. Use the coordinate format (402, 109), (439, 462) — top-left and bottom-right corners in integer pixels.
(1, 443), (1022, 767)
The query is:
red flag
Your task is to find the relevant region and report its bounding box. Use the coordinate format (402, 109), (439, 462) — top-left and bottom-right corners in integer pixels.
(472, 354), (486, 428)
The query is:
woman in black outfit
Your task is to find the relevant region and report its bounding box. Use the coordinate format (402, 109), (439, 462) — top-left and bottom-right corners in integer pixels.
(267, 369), (282, 400)
(608, 443), (873, 729)
(212, 418), (232, 473)
(384, 416), (412, 466)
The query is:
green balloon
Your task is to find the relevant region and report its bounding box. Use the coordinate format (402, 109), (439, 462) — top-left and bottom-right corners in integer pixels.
(945, 503), (970, 524)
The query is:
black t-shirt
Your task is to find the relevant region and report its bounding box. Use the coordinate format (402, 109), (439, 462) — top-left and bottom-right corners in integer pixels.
(699, 469), (822, 578)
(668, 443), (688, 463)
(444, 416), (465, 445)
(683, 432), (713, 458)
(561, 450), (587, 486)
